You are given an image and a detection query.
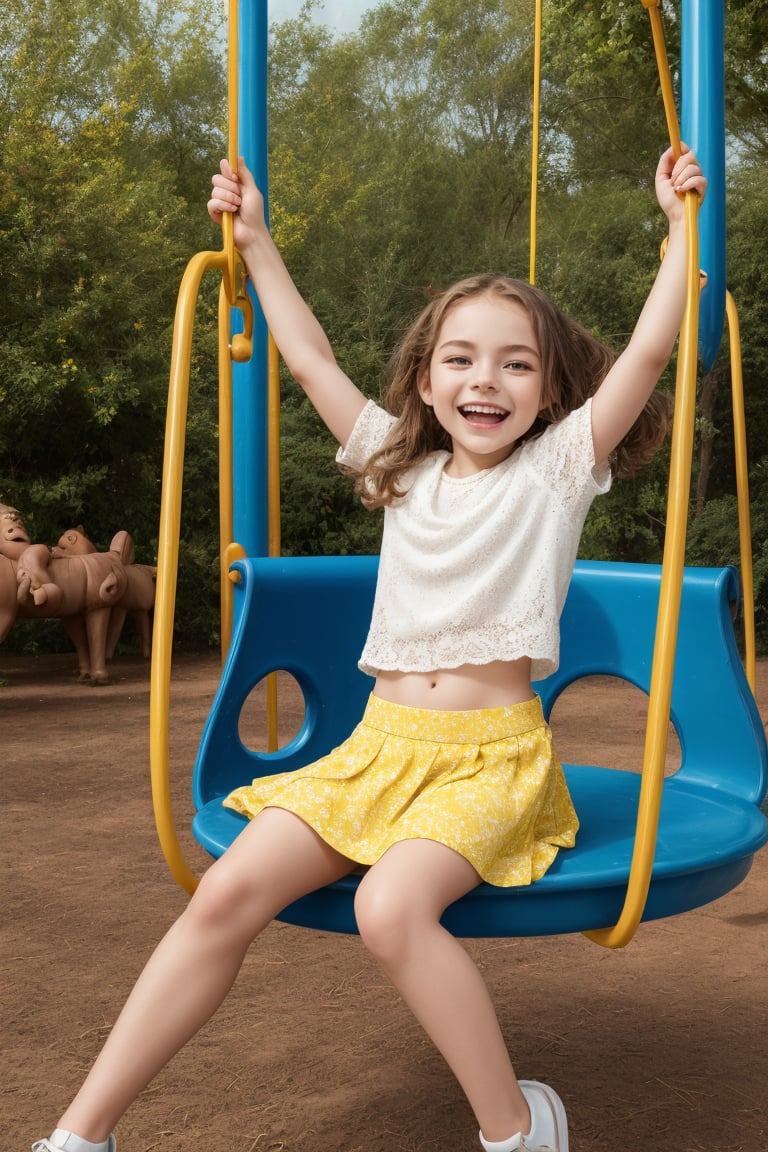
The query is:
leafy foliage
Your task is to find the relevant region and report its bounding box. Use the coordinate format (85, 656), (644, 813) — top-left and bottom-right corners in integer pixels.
(2, 0), (767, 655)
(0, 0), (226, 648)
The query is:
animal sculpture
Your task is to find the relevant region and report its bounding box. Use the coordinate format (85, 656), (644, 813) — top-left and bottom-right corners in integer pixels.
(0, 505), (155, 684)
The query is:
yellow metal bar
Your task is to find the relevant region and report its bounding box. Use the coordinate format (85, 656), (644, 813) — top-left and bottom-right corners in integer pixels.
(529, 0), (542, 285)
(150, 249), (228, 896)
(266, 333), (282, 752)
(227, 0), (239, 183)
(267, 333), (282, 558)
(218, 0), (252, 661)
(221, 0), (240, 304)
(586, 191), (702, 948)
(583, 1), (701, 948)
(150, 0), (259, 891)
(725, 290), (756, 692)
(641, 1), (683, 157)
(218, 283), (236, 661)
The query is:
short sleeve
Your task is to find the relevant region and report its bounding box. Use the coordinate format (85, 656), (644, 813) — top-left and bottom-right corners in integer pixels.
(522, 398), (611, 515)
(335, 400), (397, 473)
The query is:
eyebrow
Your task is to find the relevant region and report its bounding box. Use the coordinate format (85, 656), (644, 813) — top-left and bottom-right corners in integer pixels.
(438, 339), (540, 358)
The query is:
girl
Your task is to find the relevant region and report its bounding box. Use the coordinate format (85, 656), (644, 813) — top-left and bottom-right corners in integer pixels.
(33, 144), (705, 1152)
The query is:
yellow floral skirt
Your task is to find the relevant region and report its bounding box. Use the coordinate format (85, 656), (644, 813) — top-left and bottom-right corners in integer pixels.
(223, 693), (578, 887)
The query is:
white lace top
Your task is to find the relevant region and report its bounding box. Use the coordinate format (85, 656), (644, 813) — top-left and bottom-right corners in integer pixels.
(336, 399), (611, 681)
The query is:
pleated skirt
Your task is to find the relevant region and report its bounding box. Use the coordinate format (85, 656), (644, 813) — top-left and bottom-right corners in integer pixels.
(223, 693), (578, 887)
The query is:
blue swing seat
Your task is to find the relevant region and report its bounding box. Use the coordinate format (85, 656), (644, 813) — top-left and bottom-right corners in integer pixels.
(192, 557), (768, 937)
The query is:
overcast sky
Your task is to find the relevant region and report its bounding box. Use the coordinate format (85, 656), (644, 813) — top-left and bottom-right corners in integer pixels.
(268, 1), (377, 34)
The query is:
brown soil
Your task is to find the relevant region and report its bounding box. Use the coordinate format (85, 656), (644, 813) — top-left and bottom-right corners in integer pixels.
(3, 651), (767, 1152)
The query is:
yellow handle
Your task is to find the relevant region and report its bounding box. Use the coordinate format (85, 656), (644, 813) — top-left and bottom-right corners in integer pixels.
(150, 250), (229, 895)
(221, 0), (247, 316)
(585, 191), (701, 947)
(585, 2), (702, 947)
(725, 291), (756, 693)
(150, 0), (276, 893)
(642, 1), (682, 158)
(218, 278), (250, 656)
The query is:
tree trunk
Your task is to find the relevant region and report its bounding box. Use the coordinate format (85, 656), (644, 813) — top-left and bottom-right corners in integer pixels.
(695, 367), (721, 516)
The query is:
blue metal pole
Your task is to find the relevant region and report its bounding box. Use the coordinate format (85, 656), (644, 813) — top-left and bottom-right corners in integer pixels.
(681, 0), (726, 372)
(232, 0), (269, 557)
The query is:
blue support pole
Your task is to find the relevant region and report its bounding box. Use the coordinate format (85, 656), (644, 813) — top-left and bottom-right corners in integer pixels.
(232, 0), (270, 557)
(681, 0), (726, 372)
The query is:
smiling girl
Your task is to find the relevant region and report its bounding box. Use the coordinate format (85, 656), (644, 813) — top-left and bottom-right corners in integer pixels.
(33, 145), (705, 1152)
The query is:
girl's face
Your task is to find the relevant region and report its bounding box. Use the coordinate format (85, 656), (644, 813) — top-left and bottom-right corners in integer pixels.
(418, 294), (543, 477)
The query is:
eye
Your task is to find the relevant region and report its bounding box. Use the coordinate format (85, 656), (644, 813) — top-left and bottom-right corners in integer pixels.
(445, 355), (471, 366)
(505, 359), (532, 372)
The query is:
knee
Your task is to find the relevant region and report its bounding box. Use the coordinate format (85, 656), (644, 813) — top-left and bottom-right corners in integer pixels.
(354, 881), (424, 967)
(187, 854), (273, 936)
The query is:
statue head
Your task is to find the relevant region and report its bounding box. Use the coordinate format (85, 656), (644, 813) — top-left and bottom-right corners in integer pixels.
(0, 504), (32, 555)
(52, 526), (94, 557)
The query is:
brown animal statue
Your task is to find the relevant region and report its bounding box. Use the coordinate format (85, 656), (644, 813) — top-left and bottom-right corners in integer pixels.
(0, 507), (153, 684)
(53, 527), (156, 664)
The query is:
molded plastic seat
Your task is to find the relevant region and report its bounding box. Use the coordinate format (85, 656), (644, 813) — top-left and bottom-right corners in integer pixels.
(192, 557), (768, 937)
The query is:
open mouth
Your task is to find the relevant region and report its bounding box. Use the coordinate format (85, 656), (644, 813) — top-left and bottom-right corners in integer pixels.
(458, 404), (509, 426)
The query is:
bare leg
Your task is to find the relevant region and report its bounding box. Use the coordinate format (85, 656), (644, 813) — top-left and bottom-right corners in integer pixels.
(57, 808), (354, 1142)
(354, 840), (530, 1142)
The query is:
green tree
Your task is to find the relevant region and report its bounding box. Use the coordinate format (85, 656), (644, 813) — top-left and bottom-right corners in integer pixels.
(0, 0), (226, 648)
(725, 0), (768, 158)
(270, 0), (685, 569)
(270, 1), (543, 555)
(2, 0), (766, 654)
(540, 0), (675, 183)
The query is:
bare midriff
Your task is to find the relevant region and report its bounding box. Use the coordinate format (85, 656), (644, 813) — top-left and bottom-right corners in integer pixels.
(373, 657), (535, 712)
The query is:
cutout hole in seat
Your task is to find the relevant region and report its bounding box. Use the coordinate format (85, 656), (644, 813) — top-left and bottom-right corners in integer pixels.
(238, 671), (306, 753)
(549, 675), (682, 776)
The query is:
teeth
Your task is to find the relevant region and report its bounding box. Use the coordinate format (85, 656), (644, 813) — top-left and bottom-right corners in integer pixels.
(461, 404), (507, 415)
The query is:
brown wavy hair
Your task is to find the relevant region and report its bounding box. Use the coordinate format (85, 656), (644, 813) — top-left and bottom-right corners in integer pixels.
(354, 273), (671, 508)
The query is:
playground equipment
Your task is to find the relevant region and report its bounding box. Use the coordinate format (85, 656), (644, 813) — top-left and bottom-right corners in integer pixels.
(150, 0), (768, 946)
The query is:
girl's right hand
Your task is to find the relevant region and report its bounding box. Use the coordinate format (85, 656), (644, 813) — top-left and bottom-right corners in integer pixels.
(207, 158), (265, 251)
(654, 144), (706, 223)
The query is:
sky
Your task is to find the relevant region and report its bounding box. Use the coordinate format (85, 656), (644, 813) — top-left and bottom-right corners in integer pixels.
(268, 1), (378, 34)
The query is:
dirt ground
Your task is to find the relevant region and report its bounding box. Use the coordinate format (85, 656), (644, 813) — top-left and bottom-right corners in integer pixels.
(3, 650), (767, 1152)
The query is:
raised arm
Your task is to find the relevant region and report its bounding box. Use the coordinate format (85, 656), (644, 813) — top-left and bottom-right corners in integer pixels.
(208, 158), (368, 448)
(590, 145), (707, 466)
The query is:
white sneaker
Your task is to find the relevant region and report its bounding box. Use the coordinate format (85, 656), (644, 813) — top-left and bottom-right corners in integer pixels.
(519, 1081), (569, 1151)
(31, 1135), (116, 1152)
(479, 1080), (569, 1152)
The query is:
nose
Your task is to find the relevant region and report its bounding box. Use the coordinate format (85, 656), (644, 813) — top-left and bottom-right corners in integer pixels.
(470, 363), (500, 392)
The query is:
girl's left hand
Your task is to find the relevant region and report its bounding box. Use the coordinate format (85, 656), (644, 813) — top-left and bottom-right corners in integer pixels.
(656, 144), (707, 219)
